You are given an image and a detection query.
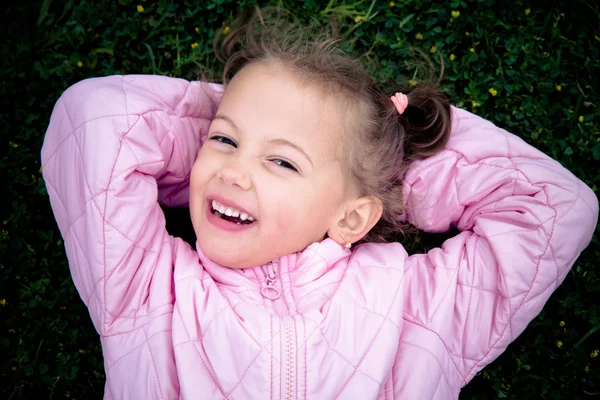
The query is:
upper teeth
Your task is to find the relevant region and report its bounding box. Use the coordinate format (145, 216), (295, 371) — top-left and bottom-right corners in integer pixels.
(212, 200), (254, 221)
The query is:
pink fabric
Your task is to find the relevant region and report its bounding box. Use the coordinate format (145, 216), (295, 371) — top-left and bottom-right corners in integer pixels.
(41, 75), (598, 399)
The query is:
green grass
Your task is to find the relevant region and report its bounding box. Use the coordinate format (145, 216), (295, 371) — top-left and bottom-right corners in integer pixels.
(1, 0), (599, 398)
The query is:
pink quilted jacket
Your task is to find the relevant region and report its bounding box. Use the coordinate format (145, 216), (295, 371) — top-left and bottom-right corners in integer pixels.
(41, 75), (598, 399)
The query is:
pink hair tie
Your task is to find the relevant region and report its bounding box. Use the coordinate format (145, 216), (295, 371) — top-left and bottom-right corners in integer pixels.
(390, 92), (408, 115)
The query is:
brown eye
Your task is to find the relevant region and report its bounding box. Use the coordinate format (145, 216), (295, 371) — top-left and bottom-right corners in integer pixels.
(210, 135), (237, 148)
(271, 159), (297, 172)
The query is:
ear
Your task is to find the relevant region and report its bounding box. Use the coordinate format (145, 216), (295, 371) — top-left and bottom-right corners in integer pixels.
(328, 196), (383, 246)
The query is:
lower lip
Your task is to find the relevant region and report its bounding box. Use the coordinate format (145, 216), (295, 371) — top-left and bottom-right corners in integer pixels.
(206, 204), (256, 232)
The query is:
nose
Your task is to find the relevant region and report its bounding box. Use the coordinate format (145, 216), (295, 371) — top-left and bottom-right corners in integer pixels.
(217, 163), (251, 190)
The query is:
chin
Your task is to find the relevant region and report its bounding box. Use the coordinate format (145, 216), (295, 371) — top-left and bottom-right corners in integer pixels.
(197, 238), (253, 269)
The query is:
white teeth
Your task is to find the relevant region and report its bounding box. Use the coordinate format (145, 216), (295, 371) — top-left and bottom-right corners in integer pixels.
(211, 200), (255, 221)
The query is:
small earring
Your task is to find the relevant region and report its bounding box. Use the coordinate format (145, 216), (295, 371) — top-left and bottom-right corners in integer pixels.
(340, 233), (352, 249)
(340, 234), (352, 249)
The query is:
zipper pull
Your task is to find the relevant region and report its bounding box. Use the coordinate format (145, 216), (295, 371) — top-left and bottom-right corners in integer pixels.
(261, 262), (281, 300)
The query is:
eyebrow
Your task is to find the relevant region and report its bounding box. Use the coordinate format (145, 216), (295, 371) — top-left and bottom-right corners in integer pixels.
(213, 114), (314, 167)
(213, 114), (239, 131)
(268, 138), (314, 167)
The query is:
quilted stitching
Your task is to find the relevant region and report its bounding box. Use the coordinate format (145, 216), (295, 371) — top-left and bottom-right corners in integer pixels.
(174, 304), (226, 397)
(302, 315), (383, 385)
(121, 77), (131, 130)
(337, 288), (402, 330)
(42, 76), (217, 399)
(397, 116), (595, 392)
(401, 317), (468, 383)
(143, 326), (165, 399)
(179, 299), (281, 363)
(398, 340), (453, 390)
(460, 237), (477, 362)
(41, 77), (597, 399)
(101, 308), (174, 335)
(106, 328), (172, 370)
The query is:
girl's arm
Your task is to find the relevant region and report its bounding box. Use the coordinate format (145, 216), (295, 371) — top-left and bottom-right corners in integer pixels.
(401, 107), (597, 386)
(41, 75), (220, 334)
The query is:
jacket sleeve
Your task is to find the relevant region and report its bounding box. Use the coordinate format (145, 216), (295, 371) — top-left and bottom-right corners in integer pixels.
(400, 107), (598, 385)
(41, 75), (221, 334)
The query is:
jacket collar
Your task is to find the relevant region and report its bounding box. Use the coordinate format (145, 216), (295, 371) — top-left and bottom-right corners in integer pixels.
(195, 238), (351, 287)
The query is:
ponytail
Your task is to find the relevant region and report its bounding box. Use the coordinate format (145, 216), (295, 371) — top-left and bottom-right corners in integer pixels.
(356, 82), (452, 244)
(399, 85), (452, 160)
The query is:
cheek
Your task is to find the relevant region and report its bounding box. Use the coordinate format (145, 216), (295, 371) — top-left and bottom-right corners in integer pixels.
(188, 164), (203, 227)
(190, 151), (216, 189)
(189, 162), (204, 198)
(189, 156), (214, 221)
(266, 181), (332, 236)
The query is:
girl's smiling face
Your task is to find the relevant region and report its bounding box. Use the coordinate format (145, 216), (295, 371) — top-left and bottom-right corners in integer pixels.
(189, 61), (353, 268)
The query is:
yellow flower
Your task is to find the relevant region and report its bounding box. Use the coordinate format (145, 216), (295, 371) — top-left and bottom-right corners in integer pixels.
(39, 166), (43, 174)
(525, 8), (531, 16)
(430, 46), (437, 53)
(9, 141), (18, 148)
(137, 5), (144, 12)
(195, 27), (200, 33)
(451, 10), (460, 18)
(465, 31), (470, 36)
(591, 349), (599, 358)
(389, 1), (395, 7)
(488, 88), (498, 96)
(471, 101), (481, 108)
(450, 54), (456, 61)
(556, 340), (563, 348)
(223, 26), (231, 35)
(79, 349), (86, 354)
(190, 42), (199, 49)
(585, 364), (589, 373)
(559, 321), (565, 327)
(579, 115), (584, 122)
(77, 61), (83, 68)
(469, 48), (475, 53)
(555, 85), (562, 91)
(415, 33), (424, 40)
(0, 299), (7, 305)
(408, 79), (417, 87)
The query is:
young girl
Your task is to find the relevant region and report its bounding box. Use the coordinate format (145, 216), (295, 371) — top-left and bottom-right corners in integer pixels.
(41, 9), (597, 400)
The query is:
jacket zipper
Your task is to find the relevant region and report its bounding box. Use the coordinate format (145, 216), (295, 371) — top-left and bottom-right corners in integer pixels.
(262, 262), (295, 400)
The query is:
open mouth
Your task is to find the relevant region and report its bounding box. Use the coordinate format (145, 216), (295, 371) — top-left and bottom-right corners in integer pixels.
(210, 200), (256, 225)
